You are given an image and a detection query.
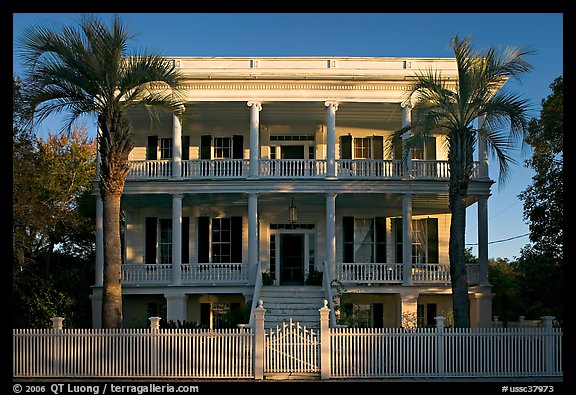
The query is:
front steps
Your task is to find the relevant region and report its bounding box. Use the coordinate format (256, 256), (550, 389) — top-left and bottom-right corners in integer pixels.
(259, 285), (325, 330)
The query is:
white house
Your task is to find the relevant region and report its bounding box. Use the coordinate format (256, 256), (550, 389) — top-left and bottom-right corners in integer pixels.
(89, 57), (493, 329)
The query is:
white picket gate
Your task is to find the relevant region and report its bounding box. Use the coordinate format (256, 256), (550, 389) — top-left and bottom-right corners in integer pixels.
(264, 319), (319, 374)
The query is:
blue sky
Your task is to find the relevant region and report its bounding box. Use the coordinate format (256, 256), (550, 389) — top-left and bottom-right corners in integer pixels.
(12, 13), (563, 260)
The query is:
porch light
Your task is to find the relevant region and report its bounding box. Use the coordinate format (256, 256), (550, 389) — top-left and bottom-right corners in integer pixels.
(289, 198), (297, 224)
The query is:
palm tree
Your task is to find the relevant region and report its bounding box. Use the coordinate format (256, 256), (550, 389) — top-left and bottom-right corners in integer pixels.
(394, 35), (533, 327)
(17, 15), (185, 328)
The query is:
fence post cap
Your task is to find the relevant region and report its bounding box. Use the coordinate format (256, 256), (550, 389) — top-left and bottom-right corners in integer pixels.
(51, 317), (65, 330)
(149, 316), (162, 330)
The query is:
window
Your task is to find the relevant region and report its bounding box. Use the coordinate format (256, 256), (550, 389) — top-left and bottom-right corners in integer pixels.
(354, 137), (372, 159)
(417, 303), (438, 327)
(394, 218), (438, 264)
(160, 138), (172, 159)
(198, 217), (242, 264)
(213, 137), (232, 159)
(343, 217), (386, 263)
(211, 218), (231, 263)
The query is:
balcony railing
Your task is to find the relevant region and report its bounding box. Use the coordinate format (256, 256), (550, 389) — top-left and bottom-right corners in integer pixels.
(122, 263), (249, 285)
(336, 262), (480, 285)
(259, 159), (326, 178)
(126, 159), (481, 180)
(182, 159), (248, 178)
(337, 159), (402, 178)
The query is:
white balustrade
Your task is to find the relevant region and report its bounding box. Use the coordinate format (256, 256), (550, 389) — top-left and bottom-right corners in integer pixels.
(336, 262), (403, 284)
(336, 159), (403, 178)
(259, 159), (326, 178)
(126, 159), (481, 180)
(127, 160), (172, 179)
(181, 263), (248, 283)
(122, 264), (172, 284)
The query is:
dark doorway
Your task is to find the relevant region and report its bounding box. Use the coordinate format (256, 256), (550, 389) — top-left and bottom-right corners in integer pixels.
(281, 145), (305, 159)
(280, 234), (304, 285)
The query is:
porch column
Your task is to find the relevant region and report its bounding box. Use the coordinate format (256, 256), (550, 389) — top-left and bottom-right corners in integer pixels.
(172, 111), (183, 178)
(402, 193), (413, 286)
(89, 289), (103, 329)
(248, 192), (259, 284)
(401, 102), (412, 177)
(399, 291), (419, 328)
(95, 195), (104, 287)
(477, 195), (489, 285)
(477, 114), (489, 179)
(165, 292), (188, 323)
(470, 288), (493, 328)
(325, 192), (337, 279)
(324, 101), (339, 179)
(172, 193), (183, 286)
(247, 101), (262, 178)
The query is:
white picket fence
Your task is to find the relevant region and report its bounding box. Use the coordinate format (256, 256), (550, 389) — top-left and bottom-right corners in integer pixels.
(13, 308), (562, 379)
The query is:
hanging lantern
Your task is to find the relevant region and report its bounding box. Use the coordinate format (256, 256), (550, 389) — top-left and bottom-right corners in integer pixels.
(288, 197), (297, 224)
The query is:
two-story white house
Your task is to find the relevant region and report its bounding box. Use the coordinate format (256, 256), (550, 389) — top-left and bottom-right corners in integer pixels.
(89, 57), (493, 329)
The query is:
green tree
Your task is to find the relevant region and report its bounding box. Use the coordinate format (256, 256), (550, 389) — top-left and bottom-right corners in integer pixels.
(393, 35), (533, 327)
(515, 76), (563, 322)
(488, 257), (523, 326)
(17, 15), (185, 328)
(13, 105), (96, 327)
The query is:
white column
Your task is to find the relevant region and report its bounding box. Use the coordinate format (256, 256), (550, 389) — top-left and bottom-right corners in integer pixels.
(477, 195), (489, 285)
(477, 114), (489, 179)
(247, 101), (262, 178)
(401, 103), (413, 177)
(325, 192), (337, 279)
(402, 193), (413, 286)
(165, 292), (188, 323)
(399, 291), (419, 328)
(248, 192), (259, 284)
(172, 113), (182, 178)
(172, 193), (183, 286)
(324, 101), (339, 179)
(89, 289), (103, 329)
(95, 195), (104, 287)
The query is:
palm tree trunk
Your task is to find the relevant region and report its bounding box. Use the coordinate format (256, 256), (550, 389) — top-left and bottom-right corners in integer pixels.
(101, 191), (123, 328)
(449, 192), (471, 328)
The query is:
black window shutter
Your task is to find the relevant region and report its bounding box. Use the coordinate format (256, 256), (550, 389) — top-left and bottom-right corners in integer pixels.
(373, 303), (384, 328)
(427, 218), (439, 263)
(200, 135), (212, 159)
(231, 216), (243, 263)
(198, 216), (210, 263)
(394, 139), (403, 161)
(375, 217), (386, 263)
(425, 136), (436, 160)
(372, 136), (384, 160)
(394, 218), (403, 263)
(232, 135), (244, 159)
(147, 136), (158, 160)
(426, 304), (438, 327)
(181, 136), (190, 160)
(343, 216), (354, 263)
(200, 303), (211, 328)
(145, 217), (157, 264)
(182, 217), (190, 264)
(340, 135), (352, 159)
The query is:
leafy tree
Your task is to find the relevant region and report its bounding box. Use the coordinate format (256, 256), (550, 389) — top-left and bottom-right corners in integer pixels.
(13, 80), (97, 327)
(488, 257), (523, 326)
(17, 15), (185, 328)
(393, 35), (533, 327)
(515, 76), (563, 322)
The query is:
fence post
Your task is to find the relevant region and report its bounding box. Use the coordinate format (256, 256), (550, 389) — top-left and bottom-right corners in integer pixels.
(254, 300), (266, 380)
(435, 316), (445, 377)
(149, 317), (161, 377)
(541, 316), (555, 375)
(319, 300), (331, 380)
(51, 317), (64, 376)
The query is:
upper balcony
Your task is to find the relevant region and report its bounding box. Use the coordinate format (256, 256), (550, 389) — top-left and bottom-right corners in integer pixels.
(126, 158), (480, 181)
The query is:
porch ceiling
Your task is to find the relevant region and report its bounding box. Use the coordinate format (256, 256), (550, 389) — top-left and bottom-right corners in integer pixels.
(125, 101), (402, 130)
(120, 192), (476, 215)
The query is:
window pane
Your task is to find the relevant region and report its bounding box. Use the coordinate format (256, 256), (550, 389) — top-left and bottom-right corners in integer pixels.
(354, 218), (374, 263)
